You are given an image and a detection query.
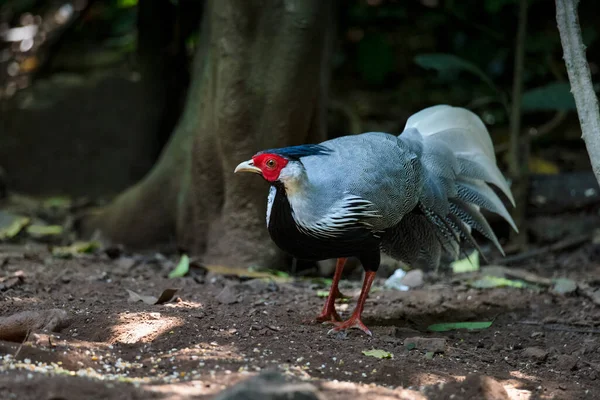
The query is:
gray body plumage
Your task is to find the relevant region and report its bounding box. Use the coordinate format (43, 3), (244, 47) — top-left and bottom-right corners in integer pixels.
(278, 105), (517, 270)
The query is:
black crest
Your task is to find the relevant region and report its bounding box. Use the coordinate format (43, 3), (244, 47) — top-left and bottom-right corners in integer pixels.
(257, 144), (332, 161)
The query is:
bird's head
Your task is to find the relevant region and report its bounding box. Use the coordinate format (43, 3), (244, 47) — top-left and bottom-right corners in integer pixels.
(234, 144), (331, 185)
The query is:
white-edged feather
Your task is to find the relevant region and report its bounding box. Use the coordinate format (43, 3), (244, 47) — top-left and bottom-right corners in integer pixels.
(266, 185), (277, 227)
(292, 194), (381, 239)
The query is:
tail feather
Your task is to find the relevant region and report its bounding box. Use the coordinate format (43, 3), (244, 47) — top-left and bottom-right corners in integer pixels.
(450, 200), (504, 255)
(456, 156), (515, 206)
(385, 104), (517, 268)
(456, 180), (518, 232)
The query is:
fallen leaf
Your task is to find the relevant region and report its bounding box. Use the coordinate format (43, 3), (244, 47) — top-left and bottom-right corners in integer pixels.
(0, 276), (23, 291)
(451, 250), (479, 274)
(26, 224), (63, 238)
(362, 349), (393, 359)
(0, 212), (30, 240)
(168, 254), (190, 278)
(470, 276), (527, 289)
(126, 289), (157, 305)
(52, 241), (99, 258)
(200, 264), (292, 282)
(427, 321), (493, 332)
(317, 290), (330, 298)
(529, 156), (560, 175)
(127, 288), (179, 305)
(42, 196), (71, 209)
(155, 288), (179, 304)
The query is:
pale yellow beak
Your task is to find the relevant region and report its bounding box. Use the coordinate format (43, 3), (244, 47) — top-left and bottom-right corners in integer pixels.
(234, 159), (261, 174)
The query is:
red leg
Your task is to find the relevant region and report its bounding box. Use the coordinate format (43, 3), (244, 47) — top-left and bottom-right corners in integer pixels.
(329, 270), (376, 336)
(314, 258), (347, 323)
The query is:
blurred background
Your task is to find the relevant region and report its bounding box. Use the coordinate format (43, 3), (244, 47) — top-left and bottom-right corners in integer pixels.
(1, 0), (600, 268)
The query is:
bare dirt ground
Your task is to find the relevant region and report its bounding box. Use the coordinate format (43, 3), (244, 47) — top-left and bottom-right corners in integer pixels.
(1, 242), (600, 399)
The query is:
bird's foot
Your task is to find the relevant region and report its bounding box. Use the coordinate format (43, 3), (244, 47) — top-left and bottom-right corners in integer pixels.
(328, 315), (372, 336)
(332, 287), (349, 300)
(314, 308), (342, 324)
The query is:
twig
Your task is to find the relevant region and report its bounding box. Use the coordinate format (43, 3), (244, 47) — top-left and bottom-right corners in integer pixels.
(495, 111), (568, 154)
(496, 233), (590, 264)
(13, 329), (30, 358)
(508, 0), (528, 179)
(556, 0), (600, 187)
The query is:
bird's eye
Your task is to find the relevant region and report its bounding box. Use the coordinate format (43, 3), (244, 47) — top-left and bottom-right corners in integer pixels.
(265, 159), (276, 169)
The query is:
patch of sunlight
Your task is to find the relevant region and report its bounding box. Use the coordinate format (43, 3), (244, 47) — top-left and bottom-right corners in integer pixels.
(110, 312), (184, 344)
(170, 342), (245, 362)
(319, 380), (426, 400)
(414, 372), (462, 386)
(504, 385), (532, 399)
(509, 370), (539, 381)
(163, 300), (204, 309)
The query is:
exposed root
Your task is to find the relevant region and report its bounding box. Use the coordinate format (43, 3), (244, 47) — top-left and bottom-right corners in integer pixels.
(0, 309), (70, 342)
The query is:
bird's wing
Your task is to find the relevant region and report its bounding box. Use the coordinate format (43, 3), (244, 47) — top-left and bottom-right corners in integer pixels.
(296, 132), (422, 234)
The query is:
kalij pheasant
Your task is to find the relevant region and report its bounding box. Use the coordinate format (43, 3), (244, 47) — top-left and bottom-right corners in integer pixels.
(234, 105), (517, 336)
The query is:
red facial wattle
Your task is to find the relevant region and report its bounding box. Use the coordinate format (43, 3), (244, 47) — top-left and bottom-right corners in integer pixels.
(252, 153), (289, 182)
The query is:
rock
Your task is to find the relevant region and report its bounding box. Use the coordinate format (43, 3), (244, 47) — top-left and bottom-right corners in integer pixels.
(552, 278), (577, 295)
(216, 285), (239, 305)
(239, 279), (278, 293)
(556, 354), (578, 371)
(400, 269), (424, 288)
(404, 337), (447, 354)
(213, 371), (324, 400)
(522, 347), (548, 362)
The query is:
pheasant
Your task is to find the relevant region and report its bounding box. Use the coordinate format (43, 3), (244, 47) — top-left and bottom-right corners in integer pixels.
(234, 105), (517, 336)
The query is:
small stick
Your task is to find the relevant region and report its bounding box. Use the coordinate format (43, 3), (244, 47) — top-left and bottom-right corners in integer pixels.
(14, 329), (30, 358)
(495, 233), (590, 265)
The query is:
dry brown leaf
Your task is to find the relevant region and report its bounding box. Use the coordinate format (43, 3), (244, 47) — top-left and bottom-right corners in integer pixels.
(126, 288), (179, 305)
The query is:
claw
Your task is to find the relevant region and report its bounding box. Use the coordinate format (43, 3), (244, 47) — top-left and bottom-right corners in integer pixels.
(328, 316), (372, 336)
(315, 309), (342, 324)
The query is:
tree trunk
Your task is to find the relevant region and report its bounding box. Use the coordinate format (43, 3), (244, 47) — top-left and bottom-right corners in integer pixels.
(555, 0), (600, 186)
(81, 0), (334, 268)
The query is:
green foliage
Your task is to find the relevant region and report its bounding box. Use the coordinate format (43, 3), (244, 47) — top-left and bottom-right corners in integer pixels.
(451, 250), (479, 274)
(362, 349), (393, 359)
(348, 3), (407, 22)
(427, 321), (493, 332)
(470, 276), (528, 289)
(357, 32), (395, 85)
(484, 0), (516, 13)
(521, 82), (576, 112)
(168, 254), (190, 278)
(414, 53), (500, 96)
(116, 0), (137, 8)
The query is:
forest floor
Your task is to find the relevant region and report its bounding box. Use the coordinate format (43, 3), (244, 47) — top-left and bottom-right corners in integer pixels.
(0, 242), (600, 400)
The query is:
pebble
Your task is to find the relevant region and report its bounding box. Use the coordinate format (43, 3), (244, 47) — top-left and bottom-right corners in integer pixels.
(404, 337), (447, 354)
(216, 285), (238, 305)
(556, 355), (578, 372)
(400, 269), (424, 288)
(522, 347), (548, 362)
